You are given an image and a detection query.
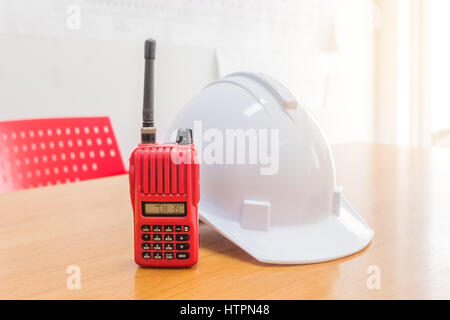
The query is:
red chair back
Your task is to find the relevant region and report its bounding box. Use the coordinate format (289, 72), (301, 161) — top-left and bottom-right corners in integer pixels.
(0, 117), (126, 194)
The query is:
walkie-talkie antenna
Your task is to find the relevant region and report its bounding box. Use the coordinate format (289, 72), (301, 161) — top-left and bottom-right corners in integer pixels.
(141, 39), (156, 144)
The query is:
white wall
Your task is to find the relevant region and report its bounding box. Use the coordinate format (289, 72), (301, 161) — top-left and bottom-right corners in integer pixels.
(0, 35), (217, 161)
(0, 0), (375, 165)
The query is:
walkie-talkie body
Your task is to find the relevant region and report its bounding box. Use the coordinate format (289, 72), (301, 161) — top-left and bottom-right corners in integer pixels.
(129, 140), (199, 267)
(129, 39), (199, 267)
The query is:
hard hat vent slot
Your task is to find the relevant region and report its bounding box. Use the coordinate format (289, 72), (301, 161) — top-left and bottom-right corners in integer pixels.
(240, 200), (271, 231)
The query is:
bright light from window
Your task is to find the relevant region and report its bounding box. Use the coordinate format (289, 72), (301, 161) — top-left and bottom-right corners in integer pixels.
(431, 0), (450, 146)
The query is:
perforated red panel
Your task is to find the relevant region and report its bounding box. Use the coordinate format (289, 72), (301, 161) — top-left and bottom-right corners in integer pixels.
(0, 117), (126, 194)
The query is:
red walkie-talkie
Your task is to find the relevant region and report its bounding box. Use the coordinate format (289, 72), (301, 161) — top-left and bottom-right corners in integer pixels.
(129, 39), (199, 267)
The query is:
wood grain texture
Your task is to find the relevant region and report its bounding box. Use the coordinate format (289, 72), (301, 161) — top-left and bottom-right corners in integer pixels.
(1, 143), (450, 299)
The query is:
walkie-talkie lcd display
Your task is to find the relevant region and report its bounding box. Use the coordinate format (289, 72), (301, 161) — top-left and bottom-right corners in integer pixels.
(142, 202), (186, 216)
(129, 39), (200, 268)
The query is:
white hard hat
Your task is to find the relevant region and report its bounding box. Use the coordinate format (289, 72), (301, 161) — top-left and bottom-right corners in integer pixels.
(167, 72), (373, 264)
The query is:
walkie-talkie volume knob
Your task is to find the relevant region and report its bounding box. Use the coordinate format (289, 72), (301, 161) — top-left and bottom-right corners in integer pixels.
(176, 128), (193, 145)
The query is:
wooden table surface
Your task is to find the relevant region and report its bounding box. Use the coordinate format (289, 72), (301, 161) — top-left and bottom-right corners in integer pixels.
(1, 143), (450, 299)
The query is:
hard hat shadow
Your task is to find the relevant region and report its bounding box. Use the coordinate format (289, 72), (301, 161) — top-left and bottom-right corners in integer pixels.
(199, 221), (267, 266)
(132, 222), (372, 299)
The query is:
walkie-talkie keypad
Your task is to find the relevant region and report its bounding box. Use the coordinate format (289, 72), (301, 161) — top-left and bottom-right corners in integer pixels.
(165, 253), (174, 260)
(142, 252), (151, 259)
(176, 243), (189, 250)
(176, 234), (189, 241)
(176, 252), (190, 259)
(140, 224), (192, 260)
(154, 252), (162, 259)
(142, 234), (151, 241)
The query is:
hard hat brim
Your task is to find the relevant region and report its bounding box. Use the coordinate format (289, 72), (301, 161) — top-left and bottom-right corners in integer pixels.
(200, 197), (374, 264)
